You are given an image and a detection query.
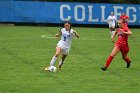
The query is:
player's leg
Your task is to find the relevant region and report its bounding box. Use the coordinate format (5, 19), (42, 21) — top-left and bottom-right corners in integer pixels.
(50, 47), (61, 66)
(101, 46), (120, 71)
(109, 24), (112, 36)
(121, 52), (131, 68)
(112, 26), (115, 36)
(105, 46), (120, 67)
(110, 25), (116, 37)
(58, 54), (67, 69)
(45, 47), (62, 71)
(109, 23), (115, 37)
(109, 27), (113, 37)
(58, 48), (69, 69)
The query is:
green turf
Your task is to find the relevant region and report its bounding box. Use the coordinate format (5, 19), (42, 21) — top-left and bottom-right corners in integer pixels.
(0, 26), (139, 93)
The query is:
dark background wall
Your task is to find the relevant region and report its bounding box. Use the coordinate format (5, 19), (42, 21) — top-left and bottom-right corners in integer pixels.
(12, 0), (140, 4)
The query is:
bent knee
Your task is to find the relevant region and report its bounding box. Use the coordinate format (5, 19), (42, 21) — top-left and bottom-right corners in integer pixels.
(122, 56), (128, 60)
(55, 53), (60, 57)
(55, 54), (59, 57)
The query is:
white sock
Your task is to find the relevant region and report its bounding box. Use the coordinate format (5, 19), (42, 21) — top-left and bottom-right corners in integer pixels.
(59, 60), (63, 66)
(50, 56), (57, 66)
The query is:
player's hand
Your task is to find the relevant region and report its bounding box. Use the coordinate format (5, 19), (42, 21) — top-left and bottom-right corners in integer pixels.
(108, 21), (111, 25)
(55, 34), (60, 38)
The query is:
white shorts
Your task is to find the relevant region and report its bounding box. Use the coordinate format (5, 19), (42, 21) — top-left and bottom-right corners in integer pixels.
(56, 41), (70, 55)
(109, 23), (115, 28)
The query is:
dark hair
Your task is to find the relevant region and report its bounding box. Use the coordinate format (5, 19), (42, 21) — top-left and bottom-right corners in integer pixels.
(64, 21), (72, 33)
(64, 21), (71, 25)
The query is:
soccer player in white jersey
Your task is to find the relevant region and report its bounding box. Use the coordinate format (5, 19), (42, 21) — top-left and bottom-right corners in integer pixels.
(107, 12), (117, 38)
(45, 22), (80, 70)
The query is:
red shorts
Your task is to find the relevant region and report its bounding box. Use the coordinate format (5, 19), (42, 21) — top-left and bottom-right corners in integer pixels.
(115, 44), (129, 53)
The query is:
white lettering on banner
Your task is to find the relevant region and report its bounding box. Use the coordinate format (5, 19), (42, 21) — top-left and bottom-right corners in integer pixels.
(113, 6), (123, 19)
(74, 5), (85, 21)
(60, 5), (71, 21)
(126, 7), (136, 23)
(59, 4), (139, 25)
(88, 5), (98, 22)
(101, 6), (107, 22)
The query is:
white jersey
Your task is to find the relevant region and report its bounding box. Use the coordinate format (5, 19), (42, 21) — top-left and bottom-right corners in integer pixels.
(107, 15), (116, 25)
(57, 28), (75, 49)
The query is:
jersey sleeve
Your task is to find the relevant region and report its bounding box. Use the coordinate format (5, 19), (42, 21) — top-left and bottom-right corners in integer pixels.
(107, 16), (110, 20)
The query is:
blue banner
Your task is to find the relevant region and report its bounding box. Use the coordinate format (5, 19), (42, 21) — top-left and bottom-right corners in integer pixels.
(0, 1), (140, 25)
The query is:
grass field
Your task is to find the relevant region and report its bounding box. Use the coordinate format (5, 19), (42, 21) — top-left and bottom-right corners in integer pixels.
(0, 25), (140, 93)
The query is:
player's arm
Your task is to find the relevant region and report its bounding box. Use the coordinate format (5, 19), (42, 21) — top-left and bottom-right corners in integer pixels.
(111, 30), (117, 43)
(55, 30), (62, 38)
(73, 30), (80, 38)
(120, 29), (132, 35)
(107, 20), (111, 24)
(107, 17), (111, 24)
(124, 30), (132, 35)
(107, 19), (111, 24)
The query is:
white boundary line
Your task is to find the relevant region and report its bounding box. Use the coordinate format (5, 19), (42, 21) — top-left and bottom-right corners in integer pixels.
(41, 35), (55, 38)
(41, 35), (109, 41)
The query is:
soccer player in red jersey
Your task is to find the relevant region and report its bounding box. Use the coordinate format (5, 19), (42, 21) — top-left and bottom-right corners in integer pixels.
(101, 20), (132, 71)
(120, 12), (129, 27)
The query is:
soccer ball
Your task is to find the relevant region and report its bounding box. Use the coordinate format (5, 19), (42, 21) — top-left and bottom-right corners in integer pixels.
(49, 66), (57, 72)
(45, 66), (56, 72)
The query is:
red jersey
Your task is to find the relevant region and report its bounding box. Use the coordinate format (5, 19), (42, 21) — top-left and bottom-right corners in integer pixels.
(116, 27), (130, 46)
(123, 22), (128, 27)
(120, 15), (129, 20)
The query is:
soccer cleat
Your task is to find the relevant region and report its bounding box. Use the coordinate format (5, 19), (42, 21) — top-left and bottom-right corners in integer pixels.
(126, 62), (131, 68)
(58, 62), (63, 69)
(58, 64), (62, 69)
(101, 66), (107, 71)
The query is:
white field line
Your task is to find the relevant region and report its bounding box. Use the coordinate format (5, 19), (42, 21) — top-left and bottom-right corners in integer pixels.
(41, 35), (55, 38)
(41, 35), (109, 41)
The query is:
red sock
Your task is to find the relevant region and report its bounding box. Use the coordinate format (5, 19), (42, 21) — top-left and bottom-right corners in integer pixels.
(105, 55), (114, 68)
(124, 57), (131, 63)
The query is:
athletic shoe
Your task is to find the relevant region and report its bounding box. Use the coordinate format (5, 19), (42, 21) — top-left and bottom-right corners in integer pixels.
(101, 66), (107, 71)
(126, 62), (131, 68)
(58, 64), (62, 69)
(58, 62), (63, 69)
